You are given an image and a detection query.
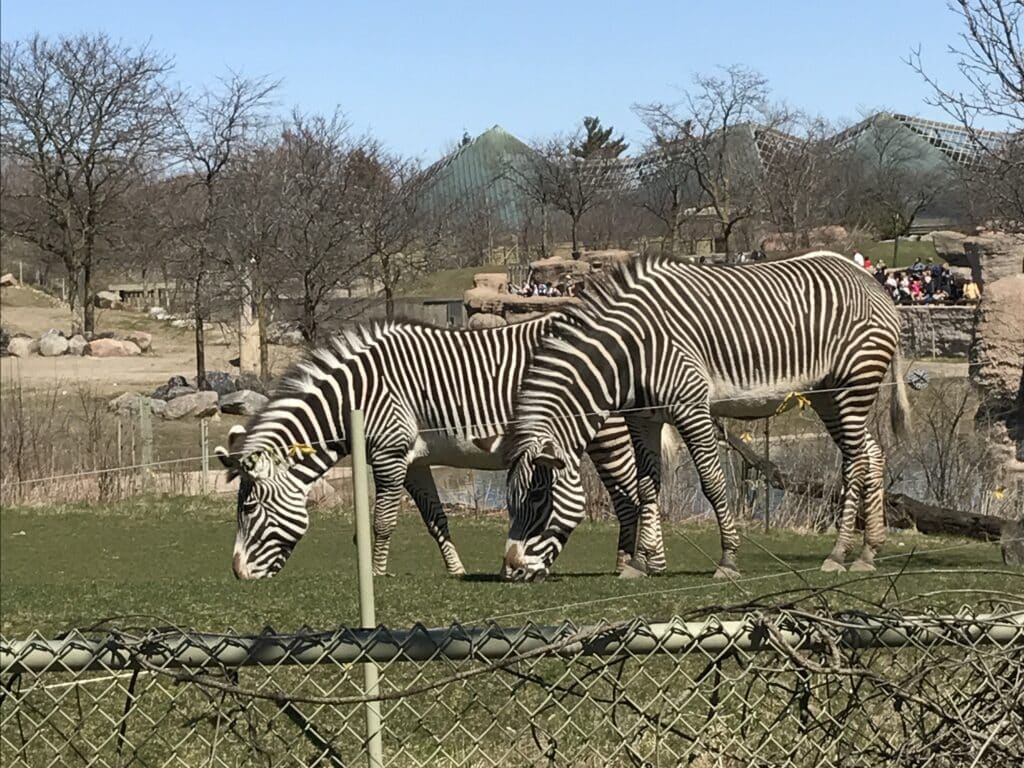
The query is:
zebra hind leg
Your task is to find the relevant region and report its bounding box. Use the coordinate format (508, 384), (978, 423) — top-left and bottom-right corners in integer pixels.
(850, 434), (886, 572)
(404, 465), (466, 577)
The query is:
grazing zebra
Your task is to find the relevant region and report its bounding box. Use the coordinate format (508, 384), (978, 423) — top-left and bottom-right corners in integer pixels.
(502, 251), (911, 581)
(215, 318), (669, 580)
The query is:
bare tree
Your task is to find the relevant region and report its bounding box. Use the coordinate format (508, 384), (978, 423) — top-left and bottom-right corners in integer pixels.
(845, 114), (952, 262)
(274, 110), (371, 343)
(632, 132), (695, 255)
(636, 66), (775, 260)
(756, 114), (851, 250)
(349, 144), (443, 319)
(0, 33), (177, 333)
(168, 72), (277, 388)
(909, 0), (1024, 229)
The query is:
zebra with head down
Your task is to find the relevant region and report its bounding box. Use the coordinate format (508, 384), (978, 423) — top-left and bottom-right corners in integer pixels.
(502, 251), (912, 582)
(215, 318), (670, 580)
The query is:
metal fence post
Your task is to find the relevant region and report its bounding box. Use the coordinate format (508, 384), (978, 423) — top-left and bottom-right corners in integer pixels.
(199, 418), (209, 494)
(139, 399), (153, 489)
(350, 409), (383, 768)
(763, 417), (771, 532)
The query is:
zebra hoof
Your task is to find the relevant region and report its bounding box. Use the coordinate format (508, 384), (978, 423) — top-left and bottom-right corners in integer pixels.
(849, 559), (876, 572)
(712, 566), (740, 580)
(447, 569), (467, 579)
(618, 563), (648, 580)
(820, 558), (846, 573)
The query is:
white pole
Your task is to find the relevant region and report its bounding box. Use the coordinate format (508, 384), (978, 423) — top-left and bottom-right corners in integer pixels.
(351, 409), (383, 768)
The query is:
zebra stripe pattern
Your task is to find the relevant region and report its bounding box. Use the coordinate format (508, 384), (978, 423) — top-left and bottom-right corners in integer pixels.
(215, 317), (668, 580)
(504, 251), (911, 581)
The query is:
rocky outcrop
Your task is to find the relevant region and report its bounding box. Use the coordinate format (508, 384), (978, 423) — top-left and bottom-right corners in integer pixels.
(67, 335), (87, 356)
(969, 274), (1024, 469)
(125, 331), (152, 352)
(473, 273), (509, 293)
(930, 231), (968, 264)
(528, 256), (592, 286)
(963, 232), (1024, 290)
(162, 391), (219, 420)
(897, 306), (976, 359)
(86, 338), (142, 357)
(219, 389), (269, 416)
(37, 329), (69, 357)
(108, 392), (167, 418)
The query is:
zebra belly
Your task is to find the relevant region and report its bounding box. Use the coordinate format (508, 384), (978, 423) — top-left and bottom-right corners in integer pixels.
(407, 433), (507, 472)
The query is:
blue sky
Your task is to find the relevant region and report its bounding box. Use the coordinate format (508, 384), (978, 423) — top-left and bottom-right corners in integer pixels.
(1, 1), (979, 159)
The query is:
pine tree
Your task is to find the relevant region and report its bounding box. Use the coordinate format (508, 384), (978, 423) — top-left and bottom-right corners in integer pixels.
(570, 116), (629, 159)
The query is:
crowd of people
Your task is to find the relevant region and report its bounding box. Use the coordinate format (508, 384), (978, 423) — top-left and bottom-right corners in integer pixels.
(509, 276), (581, 298)
(852, 251), (981, 305)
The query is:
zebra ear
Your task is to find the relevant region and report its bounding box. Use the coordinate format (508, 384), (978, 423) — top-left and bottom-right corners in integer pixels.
(227, 425), (247, 454)
(215, 446), (241, 481)
(534, 439), (566, 471)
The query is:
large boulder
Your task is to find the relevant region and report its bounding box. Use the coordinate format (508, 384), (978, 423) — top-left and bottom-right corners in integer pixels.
(151, 376), (190, 400)
(38, 329), (69, 357)
(962, 232), (1024, 290)
(125, 331), (152, 352)
(467, 312), (507, 330)
(7, 335), (38, 357)
(108, 392), (166, 418)
(234, 372), (268, 395)
(219, 389), (269, 416)
(165, 385), (199, 400)
(162, 391), (219, 420)
(93, 290), (127, 310)
(86, 338), (142, 357)
(67, 334), (88, 356)
(969, 274), (1024, 468)
(929, 231), (968, 264)
(473, 273), (509, 293)
(193, 370), (237, 397)
(529, 256), (593, 286)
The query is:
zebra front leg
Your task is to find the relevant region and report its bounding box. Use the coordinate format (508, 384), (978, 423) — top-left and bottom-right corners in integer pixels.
(404, 465), (466, 577)
(673, 409), (740, 579)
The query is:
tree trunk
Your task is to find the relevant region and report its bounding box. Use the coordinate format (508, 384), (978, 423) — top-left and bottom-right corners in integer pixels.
(82, 260), (95, 334)
(194, 275), (207, 391)
(541, 205), (549, 258)
(301, 277), (317, 343)
(570, 216), (580, 258)
(384, 282), (395, 320)
(256, 295), (270, 381)
(893, 235), (900, 266)
(73, 267), (87, 336)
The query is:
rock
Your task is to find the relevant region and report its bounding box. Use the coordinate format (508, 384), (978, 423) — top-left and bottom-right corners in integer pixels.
(67, 335), (88, 356)
(467, 312), (507, 330)
(962, 232), (1024, 290)
(147, 306), (169, 320)
(930, 231), (969, 263)
(93, 290), (127, 310)
(38, 329), (69, 357)
(219, 389), (269, 416)
(6, 335), (37, 357)
(162, 391), (220, 420)
(266, 321), (304, 346)
(234, 373), (268, 394)
(228, 356), (241, 368)
(529, 256), (593, 286)
(897, 306), (976, 359)
(125, 331), (152, 352)
(86, 338), (142, 357)
(473, 273), (509, 293)
(108, 393), (166, 418)
(165, 385), (199, 400)
(194, 370), (237, 397)
(463, 287), (506, 315)
(0, 273), (18, 288)
(170, 318), (195, 329)
(0, 327), (10, 356)
(151, 376), (190, 400)
(970, 274), (1024, 466)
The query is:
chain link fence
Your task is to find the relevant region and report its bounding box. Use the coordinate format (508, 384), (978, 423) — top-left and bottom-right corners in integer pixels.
(3, 606), (1022, 767)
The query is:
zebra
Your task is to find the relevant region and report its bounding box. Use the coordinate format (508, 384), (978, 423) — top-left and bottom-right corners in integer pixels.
(501, 251), (912, 581)
(214, 317), (670, 580)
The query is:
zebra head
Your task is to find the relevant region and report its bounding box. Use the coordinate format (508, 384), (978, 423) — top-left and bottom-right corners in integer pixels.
(215, 425), (311, 580)
(503, 437), (585, 582)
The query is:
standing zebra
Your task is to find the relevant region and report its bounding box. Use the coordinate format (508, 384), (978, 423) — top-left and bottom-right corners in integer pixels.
(502, 251), (911, 581)
(215, 318), (669, 580)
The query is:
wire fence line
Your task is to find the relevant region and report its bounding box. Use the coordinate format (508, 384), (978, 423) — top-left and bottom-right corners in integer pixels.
(2, 601), (1022, 768)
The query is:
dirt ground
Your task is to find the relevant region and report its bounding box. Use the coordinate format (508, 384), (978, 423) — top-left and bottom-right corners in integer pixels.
(1, 285), (299, 395)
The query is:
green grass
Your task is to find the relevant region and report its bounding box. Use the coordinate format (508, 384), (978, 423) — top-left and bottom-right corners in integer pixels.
(857, 239), (938, 269)
(2, 497), (1015, 637)
(399, 264), (510, 299)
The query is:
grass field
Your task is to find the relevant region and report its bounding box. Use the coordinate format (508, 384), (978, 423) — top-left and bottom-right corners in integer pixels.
(1, 496), (1017, 637)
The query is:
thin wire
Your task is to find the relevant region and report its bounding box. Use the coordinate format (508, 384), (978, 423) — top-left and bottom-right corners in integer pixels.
(2, 376), (944, 487)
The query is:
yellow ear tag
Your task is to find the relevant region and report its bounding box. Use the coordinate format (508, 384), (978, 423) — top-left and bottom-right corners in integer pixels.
(775, 391), (810, 415)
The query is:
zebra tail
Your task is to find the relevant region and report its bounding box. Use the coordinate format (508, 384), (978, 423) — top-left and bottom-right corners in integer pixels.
(889, 347), (913, 442)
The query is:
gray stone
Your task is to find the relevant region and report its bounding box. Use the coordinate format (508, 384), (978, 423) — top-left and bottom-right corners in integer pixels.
(165, 385), (199, 400)
(147, 306), (169, 320)
(125, 331), (152, 352)
(67, 334), (88, 356)
(151, 376), (190, 400)
(38, 330), (69, 357)
(189, 370), (237, 397)
(930, 231), (969, 263)
(7, 336), (38, 357)
(162, 391), (220, 420)
(93, 290), (127, 309)
(1002, 520), (1024, 567)
(108, 393), (166, 418)
(897, 306), (976, 359)
(963, 232), (1024, 290)
(170, 318), (195, 329)
(234, 373), (268, 395)
(219, 389), (269, 416)
(466, 312), (507, 330)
